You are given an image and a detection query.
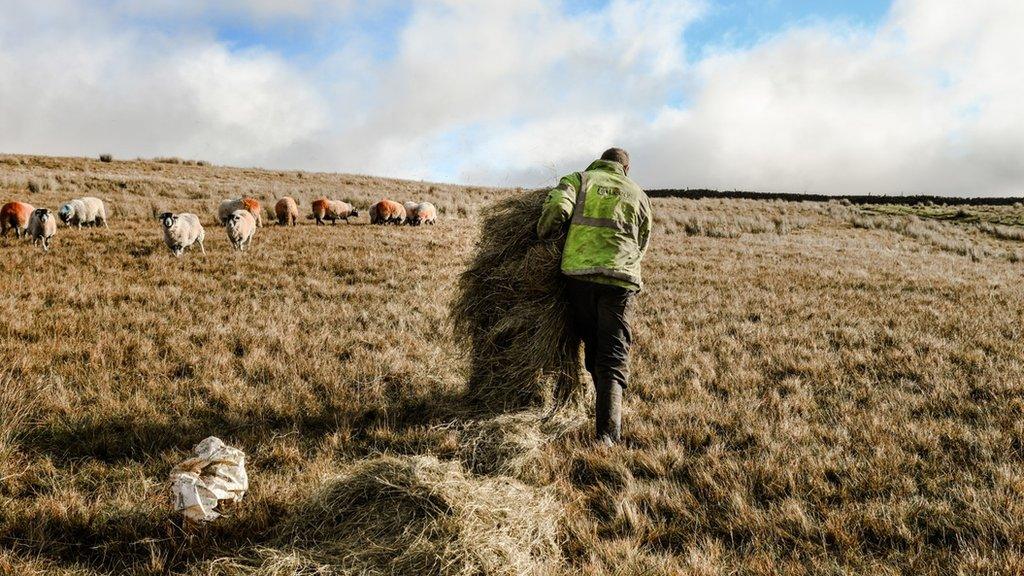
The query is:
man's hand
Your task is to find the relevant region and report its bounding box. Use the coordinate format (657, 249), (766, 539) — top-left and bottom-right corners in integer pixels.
(536, 174), (580, 240)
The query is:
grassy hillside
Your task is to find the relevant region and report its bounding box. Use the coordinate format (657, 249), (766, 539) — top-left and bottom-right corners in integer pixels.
(2, 155), (1024, 575)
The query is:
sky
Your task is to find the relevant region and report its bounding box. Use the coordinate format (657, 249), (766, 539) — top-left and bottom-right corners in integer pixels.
(0, 0), (1022, 196)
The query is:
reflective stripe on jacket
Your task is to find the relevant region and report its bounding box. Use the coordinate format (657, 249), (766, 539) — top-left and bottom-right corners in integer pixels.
(536, 159), (652, 291)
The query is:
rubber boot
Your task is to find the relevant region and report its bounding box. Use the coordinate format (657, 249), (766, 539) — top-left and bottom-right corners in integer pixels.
(595, 379), (623, 444)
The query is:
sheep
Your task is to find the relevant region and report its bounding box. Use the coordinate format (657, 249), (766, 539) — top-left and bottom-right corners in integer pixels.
(369, 199), (406, 225)
(275, 197), (299, 226)
(225, 209), (256, 251)
(218, 197), (262, 227)
(408, 202), (438, 226)
(58, 199), (86, 228)
(1, 201), (34, 238)
(58, 197), (108, 228)
(159, 212), (205, 257)
(27, 208), (56, 251)
(311, 198), (359, 225)
(403, 201), (418, 217)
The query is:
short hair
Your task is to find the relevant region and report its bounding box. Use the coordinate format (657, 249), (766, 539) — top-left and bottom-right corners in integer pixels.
(600, 147), (630, 168)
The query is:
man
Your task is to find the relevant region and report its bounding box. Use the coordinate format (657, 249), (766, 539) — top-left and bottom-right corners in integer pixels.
(537, 148), (652, 446)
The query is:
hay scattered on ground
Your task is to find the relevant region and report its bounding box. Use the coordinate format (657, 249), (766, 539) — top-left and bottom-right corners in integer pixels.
(460, 409), (586, 484)
(451, 189), (584, 409)
(209, 456), (562, 576)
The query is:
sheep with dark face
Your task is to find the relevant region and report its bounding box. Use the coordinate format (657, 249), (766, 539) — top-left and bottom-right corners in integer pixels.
(27, 208), (57, 251)
(225, 210), (256, 251)
(58, 197), (108, 228)
(159, 212), (205, 257)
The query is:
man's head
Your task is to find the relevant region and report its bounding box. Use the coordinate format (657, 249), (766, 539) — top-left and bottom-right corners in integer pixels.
(600, 148), (630, 174)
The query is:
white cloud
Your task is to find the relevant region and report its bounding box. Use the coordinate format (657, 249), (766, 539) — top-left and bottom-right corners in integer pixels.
(171, 46), (327, 160)
(324, 0), (704, 182)
(632, 24), (964, 194)
(0, 0), (1022, 196)
(0, 0), (327, 163)
(626, 0), (1024, 195)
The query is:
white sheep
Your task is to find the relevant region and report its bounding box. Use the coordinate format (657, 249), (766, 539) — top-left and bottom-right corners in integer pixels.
(58, 197), (108, 228)
(409, 202), (438, 226)
(159, 212), (205, 257)
(225, 210), (256, 251)
(27, 208), (57, 251)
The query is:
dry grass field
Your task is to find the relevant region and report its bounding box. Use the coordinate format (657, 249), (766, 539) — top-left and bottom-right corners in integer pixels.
(2, 154), (1024, 575)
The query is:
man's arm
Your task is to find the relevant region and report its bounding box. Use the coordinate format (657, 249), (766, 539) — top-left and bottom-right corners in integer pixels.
(536, 172), (581, 240)
(637, 194), (652, 257)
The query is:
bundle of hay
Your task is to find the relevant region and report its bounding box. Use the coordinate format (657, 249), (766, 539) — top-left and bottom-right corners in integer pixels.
(225, 456), (561, 576)
(451, 189), (584, 409)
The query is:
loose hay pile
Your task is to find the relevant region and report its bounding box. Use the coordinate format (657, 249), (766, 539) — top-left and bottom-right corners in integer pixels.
(460, 409), (586, 484)
(223, 456), (561, 576)
(451, 189), (584, 409)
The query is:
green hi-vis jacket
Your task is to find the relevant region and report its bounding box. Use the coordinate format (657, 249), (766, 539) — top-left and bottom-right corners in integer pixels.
(537, 159), (652, 291)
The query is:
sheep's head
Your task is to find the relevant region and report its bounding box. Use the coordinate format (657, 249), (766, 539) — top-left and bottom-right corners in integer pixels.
(34, 208), (51, 223)
(228, 211), (247, 227)
(159, 212), (177, 229)
(351, 209), (360, 218)
(58, 204), (73, 223)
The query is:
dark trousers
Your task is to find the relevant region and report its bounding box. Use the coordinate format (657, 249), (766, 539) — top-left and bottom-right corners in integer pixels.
(565, 278), (633, 442)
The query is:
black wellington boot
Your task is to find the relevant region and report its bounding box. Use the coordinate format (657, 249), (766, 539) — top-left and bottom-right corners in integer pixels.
(595, 379), (623, 445)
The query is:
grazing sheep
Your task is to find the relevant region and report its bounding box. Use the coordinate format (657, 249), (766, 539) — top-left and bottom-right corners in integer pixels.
(159, 212), (205, 257)
(311, 198), (359, 225)
(218, 197), (262, 227)
(225, 210), (256, 251)
(408, 202), (438, 226)
(403, 201), (418, 217)
(58, 197), (108, 228)
(275, 197), (299, 226)
(1, 201), (34, 238)
(27, 208), (56, 251)
(369, 199), (406, 225)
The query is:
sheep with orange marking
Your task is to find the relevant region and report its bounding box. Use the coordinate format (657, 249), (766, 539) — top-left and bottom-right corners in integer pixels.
(242, 197), (263, 227)
(408, 202), (438, 226)
(275, 197), (299, 226)
(27, 208), (57, 251)
(218, 197), (262, 227)
(1, 201), (34, 238)
(311, 199), (358, 225)
(369, 199), (406, 225)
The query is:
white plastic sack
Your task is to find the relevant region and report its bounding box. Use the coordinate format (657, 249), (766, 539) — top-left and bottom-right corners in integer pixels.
(170, 436), (248, 522)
